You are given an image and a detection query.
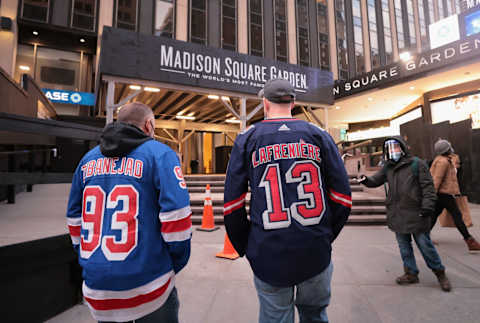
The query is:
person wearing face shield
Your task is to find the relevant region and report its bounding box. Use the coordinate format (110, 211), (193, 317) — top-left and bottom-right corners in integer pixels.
(356, 136), (451, 292)
(430, 139), (480, 252)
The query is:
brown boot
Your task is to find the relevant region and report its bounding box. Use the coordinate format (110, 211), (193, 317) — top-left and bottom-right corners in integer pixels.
(396, 268), (419, 285)
(433, 269), (451, 292)
(465, 237), (480, 253)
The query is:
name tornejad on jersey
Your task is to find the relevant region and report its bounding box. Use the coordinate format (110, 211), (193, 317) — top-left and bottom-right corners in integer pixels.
(81, 157), (144, 182)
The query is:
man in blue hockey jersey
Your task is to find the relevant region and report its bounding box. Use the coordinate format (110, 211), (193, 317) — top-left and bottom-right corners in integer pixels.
(224, 78), (351, 323)
(66, 102), (191, 323)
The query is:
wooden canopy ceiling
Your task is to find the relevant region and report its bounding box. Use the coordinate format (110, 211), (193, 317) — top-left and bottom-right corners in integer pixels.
(112, 83), (265, 125)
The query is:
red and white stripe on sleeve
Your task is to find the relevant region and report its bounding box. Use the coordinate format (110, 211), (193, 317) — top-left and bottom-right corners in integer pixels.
(67, 217), (81, 245)
(158, 206), (192, 242)
(223, 192), (247, 216)
(328, 189), (352, 208)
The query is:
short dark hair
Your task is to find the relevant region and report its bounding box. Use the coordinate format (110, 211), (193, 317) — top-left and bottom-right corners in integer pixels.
(117, 102), (154, 128)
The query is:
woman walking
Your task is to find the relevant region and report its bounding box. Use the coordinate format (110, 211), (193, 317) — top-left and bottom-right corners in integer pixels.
(430, 139), (480, 253)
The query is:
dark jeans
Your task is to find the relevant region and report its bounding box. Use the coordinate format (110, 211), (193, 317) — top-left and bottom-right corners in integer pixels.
(431, 193), (471, 240)
(99, 287), (179, 323)
(395, 232), (445, 274)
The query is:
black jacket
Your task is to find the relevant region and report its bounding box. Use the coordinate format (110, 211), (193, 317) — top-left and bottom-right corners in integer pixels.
(362, 136), (436, 234)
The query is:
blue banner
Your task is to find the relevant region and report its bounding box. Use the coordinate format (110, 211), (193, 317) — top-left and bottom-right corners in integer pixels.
(42, 89), (96, 106)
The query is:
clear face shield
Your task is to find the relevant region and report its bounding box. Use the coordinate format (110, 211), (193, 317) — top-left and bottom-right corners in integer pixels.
(385, 140), (403, 162)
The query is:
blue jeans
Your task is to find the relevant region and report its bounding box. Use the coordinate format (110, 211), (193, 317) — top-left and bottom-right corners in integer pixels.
(395, 232), (445, 274)
(98, 287), (179, 323)
(254, 261), (333, 323)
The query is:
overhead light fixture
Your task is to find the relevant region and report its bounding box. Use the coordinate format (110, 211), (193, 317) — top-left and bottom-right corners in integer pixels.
(208, 95), (219, 99)
(187, 112), (195, 117)
(221, 96), (230, 101)
(335, 106), (341, 110)
(18, 65), (30, 71)
(79, 38), (86, 43)
(129, 85), (142, 90)
(32, 30), (38, 36)
(226, 118), (241, 124)
(176, 115), (195, 120)
(409, 86), (415, 90)
(367, 97), (373, 101)
(399, 52), (411, 61)
(144, 87), (160, 92)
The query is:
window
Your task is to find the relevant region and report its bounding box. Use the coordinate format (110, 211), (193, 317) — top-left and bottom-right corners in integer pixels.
(352, 0), (364, 74)
(406, 0), (416, 49)
(190, 0), (207, 45)
(382, 0), (393, 64)
(418, 0), (428, 50)
(438, 0), (445, 19)
(296, 0), (310, 66)
(394, 0), (405, 50)
(14, 44), (35, 83)
(116, 0), (138, 31)
(36, 47), (81, 90)
(249, 0), (263, 57)
(335, 0), (348, 79)
(155, 0), (175, 38)
(274, 0), (288, 62)
(22, 0), (49, 22)
(427, 0), (435, 23)
(71, 0), (97, 31)
(222, 0), (236, 51)
(446, 0), (453, 16)
(367, 0), (380, 69)
(316, 0), (329, 70)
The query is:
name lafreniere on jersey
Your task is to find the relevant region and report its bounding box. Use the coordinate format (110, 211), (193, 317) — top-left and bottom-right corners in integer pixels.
(81, 157), (144, 182)
(252, 141), (321, 168)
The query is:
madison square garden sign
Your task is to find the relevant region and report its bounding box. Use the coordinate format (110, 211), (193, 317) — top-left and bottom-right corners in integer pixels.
(99, 27), (333, 105)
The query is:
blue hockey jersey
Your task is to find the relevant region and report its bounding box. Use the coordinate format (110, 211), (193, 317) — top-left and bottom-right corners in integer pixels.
(224, 118), (351, 287)
(66, 122), (191, 322)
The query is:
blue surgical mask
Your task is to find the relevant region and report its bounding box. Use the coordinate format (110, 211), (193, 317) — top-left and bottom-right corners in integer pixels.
(390, 151), (402, 162)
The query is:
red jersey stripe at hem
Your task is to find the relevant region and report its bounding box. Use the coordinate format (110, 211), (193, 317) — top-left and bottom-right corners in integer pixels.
(84, 278), (172, 311)
(161, 214), (192, 233)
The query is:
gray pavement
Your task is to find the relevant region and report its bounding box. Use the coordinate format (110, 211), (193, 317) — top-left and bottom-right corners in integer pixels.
(3, 185), (480, 322)
(48, 212), (480, 323)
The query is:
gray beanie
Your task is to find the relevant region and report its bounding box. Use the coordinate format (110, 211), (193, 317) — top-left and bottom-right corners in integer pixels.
(434, 139), (452, 155)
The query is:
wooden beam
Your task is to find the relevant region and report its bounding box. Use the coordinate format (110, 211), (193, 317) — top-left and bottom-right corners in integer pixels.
(162, 128), (178, 142)
(155, 119), (239, 133)
(307, 106), (325, 128)
(154, 135), (178, 143)
(301, 106), (314, 123)
(181, 130), (196, 143)
(247, 102), (264, 120)
(225, 133), (235, 144)
(220, 99), (240, 119)
(154, 91), (185, 114)
(163, 93), (199, 116)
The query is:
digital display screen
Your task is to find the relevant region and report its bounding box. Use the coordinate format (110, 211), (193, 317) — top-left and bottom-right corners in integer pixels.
(465, 10), (480, 36)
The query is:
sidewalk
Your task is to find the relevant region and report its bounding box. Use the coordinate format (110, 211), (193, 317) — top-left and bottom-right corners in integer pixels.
(48, 208), (480, 323)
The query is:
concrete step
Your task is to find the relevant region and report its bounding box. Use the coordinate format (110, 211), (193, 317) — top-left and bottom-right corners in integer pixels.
(188, 185), (363, 194)
(190, 205), (386, 216)
(186, 181), (226, 187)
(191, 214), (386, 225)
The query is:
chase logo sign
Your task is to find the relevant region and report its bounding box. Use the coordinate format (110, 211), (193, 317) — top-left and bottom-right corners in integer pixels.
(42, 89), (96, 106)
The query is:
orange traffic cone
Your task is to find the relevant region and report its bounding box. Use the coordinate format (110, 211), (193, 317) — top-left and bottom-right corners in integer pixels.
(196, 184), (219, 232)
(216, 233), (239, 260)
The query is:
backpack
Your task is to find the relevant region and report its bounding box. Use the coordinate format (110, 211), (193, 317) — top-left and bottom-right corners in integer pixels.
(411, 156), (420, 180)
